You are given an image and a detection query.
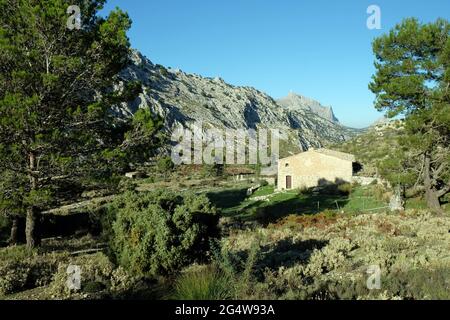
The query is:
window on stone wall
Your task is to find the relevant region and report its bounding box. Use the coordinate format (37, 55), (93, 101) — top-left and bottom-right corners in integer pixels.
(285, 163), (289, 167)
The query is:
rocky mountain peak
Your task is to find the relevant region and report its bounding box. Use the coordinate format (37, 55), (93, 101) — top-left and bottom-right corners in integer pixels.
(277, 92), (340, 123)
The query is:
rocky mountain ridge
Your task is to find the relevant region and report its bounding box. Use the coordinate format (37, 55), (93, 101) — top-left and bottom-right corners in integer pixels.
(115, 51), (362, 151)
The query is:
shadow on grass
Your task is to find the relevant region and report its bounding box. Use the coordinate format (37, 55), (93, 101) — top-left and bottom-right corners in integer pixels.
(250, 193), (349, 225)
(207, 179), (353, 226)
(206, 187), (249, 211)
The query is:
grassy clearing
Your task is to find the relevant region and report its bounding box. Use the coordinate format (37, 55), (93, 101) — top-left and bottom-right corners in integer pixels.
(340, 186), (387, 212)
(208, 184), (389, 225)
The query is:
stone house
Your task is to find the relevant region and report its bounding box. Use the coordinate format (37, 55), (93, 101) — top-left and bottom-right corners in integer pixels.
(277, 148), (356, 190)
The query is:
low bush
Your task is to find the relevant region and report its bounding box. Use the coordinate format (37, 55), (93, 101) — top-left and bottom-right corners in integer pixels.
(156, 156), (175, 173)
(373, 184), (388, 202)
(0, 246), (68, 295)
(0, 261), (30, 295)
(117, 178), (137, 192)
(210, 238), (261, 299)
(108, 190), (219, 277)
(172, 239), (261, 300)
(321, 183), (352, 196)
(49, 252), (114, 299)
(0, 244), (33, 262)
(272, 212), (338, 230)
(297, 186), (312, 196)
(381, 268), (450, 300)
(109, 266), (142, 296)
(337, 183), (353, 196)
(171, 265), (232, 300)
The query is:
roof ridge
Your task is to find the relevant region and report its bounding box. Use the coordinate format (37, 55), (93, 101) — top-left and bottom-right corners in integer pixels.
(315, 148), (355, 161)
(279, 148), (355, 162)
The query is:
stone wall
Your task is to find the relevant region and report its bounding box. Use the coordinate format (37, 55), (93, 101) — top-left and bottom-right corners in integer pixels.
(352, 176), (377, 186)
(233, 175), (276, 186)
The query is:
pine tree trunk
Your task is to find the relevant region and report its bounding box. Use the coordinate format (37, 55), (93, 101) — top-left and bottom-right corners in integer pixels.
(9, 217), (19, 245)
(423, 154), (443, 213)
(25, 206), (40, 248)
(26, 152), (41, 248)
(425, 189), (442, 212)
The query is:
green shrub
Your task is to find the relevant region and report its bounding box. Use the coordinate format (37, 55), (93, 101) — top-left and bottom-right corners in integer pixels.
(83, 281), (107, 293)
(321, 209), (337, 218)
(157, 156), (175, 173)
(297, 186), (313, 196)
(171, 265), (232, 300)
(145, 176), (156, 183)
(0, 246), (67, 295)
(117, 178), (137, 192)
(321, 183), (353, 196)
(27, 254), (67, 288)
(157, 65), (169, 77)
(109, 190), (219, 276)
(49, 252), (114, 299)
(210, 239), (261, 299)
(0, 261), (30, 295)
(337, 183), (353, 196)
(382, 268), (450, 300)
(201, 164), (225, 178)
(46, 253), (156, 300)
(0, 245), (33, 262)
(373, 184), (388, 202)
(110, 266), (142, 296)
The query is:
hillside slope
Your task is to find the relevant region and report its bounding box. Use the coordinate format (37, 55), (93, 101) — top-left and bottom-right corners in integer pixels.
(330, 120), (405, 176)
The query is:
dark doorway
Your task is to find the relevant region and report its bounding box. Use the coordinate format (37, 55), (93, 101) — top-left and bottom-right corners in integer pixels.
(286, 175), (292, 189)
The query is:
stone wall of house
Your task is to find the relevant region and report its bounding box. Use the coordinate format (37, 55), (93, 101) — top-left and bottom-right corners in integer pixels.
(277, 151), (353, 190)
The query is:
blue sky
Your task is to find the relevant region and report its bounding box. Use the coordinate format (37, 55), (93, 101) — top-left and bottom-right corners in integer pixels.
(101, 0), (450, 128)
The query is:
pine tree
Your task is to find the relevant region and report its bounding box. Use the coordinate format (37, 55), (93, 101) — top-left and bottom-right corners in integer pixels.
(0, 0), (162, 247)
(370, 18), (450, 212)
